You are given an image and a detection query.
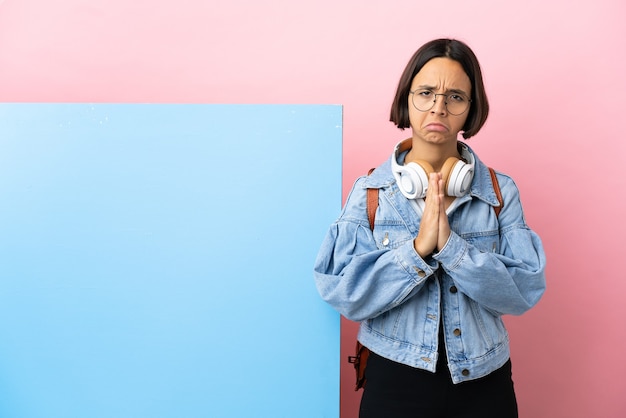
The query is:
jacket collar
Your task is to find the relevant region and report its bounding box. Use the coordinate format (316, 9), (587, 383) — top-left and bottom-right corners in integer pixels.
(361, 141), (502, 208)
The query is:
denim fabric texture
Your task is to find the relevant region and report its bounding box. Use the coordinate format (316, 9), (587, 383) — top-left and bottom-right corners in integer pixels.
(314, 142), (546, 384)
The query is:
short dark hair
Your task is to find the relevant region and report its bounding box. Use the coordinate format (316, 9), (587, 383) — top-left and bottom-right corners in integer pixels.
(389, 39), (489, 139)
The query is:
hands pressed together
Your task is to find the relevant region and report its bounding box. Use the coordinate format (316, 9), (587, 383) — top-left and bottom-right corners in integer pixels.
(413, 172), (451, 257)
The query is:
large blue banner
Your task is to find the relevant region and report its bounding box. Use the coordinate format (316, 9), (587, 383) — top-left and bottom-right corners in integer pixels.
(0, 104), (342, 417)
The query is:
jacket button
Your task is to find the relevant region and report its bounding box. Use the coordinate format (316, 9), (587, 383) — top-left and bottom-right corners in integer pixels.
(413, 267), (426, 278)
(453, 328), (461, 336)
(449, 285), (458, 293)
(462, 369), (470, 376)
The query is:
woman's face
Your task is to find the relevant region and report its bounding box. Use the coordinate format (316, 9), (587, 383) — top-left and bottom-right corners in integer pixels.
(408, 57), (472, 145)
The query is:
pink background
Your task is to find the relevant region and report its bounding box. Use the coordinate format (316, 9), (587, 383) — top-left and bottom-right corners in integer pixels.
(1, 1), (625, 417)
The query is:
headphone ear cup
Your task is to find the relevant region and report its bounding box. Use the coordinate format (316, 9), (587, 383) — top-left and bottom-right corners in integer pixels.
(398, 160), (433, 199)
(442, 157), (474, 197)
(441, 157), (460, 196)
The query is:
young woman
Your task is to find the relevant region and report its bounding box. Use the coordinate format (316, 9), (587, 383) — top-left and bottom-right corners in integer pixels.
(314, 39), (546, 418)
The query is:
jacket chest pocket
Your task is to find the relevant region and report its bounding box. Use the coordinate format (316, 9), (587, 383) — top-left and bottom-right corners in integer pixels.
(465, 232), (500, 254)
(372, 223), (413, 250)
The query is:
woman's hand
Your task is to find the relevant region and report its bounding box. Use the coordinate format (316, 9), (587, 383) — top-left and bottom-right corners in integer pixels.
(413, 172), (451, 257)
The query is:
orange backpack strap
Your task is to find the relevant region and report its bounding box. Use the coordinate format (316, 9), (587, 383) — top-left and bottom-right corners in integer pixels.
(350, 168), (378, 391)
(488, 167), (503, 218)
(366, 168), (378, 230)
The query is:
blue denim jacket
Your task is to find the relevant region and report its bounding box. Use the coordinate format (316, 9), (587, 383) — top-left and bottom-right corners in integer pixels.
(314, 143), (546, 384)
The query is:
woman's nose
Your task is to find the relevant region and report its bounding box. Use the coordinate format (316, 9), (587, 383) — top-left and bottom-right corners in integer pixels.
(430, 94), (447, 115)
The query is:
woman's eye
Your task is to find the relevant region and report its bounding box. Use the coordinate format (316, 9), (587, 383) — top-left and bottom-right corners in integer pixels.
(449, 94), (466, 102)
(418, 90), (433, 97)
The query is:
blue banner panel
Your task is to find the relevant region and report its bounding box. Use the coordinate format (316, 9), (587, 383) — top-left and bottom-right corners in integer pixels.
(0, 104), (341, 418)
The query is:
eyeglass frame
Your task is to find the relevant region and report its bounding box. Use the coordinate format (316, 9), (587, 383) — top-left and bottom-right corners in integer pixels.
(409, 90), (472, 116)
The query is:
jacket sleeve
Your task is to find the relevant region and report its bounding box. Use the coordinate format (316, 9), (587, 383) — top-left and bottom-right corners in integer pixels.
(434, 174), (546, 316)
(313, 178), (436, 322)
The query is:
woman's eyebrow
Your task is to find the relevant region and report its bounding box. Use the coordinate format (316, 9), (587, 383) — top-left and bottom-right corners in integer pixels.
(447, 88), (469, 96)
(415, 85), (469, 96)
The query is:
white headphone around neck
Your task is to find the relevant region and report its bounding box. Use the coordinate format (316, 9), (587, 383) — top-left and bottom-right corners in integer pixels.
(391, 139), (475, 199)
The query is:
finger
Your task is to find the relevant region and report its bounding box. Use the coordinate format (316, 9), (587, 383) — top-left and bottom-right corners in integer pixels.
(415, 173), (441, 256)
(426, 172), (440, 202)
(438, 175), (445, 207)
(436, 174), (450, 251)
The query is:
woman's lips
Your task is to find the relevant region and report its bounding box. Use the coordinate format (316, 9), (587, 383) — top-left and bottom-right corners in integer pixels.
(424, 123), (448, 132)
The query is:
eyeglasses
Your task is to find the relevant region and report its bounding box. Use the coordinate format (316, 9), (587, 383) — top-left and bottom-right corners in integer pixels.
(409, 90), (471, 116)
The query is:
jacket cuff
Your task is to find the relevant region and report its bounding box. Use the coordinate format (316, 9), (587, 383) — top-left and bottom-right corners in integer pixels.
(432, 232), (467, 270)
(399, 239), (439, 281)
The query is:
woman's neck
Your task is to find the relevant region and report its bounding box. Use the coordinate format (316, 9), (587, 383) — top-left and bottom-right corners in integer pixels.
(404, 139), (461, 172)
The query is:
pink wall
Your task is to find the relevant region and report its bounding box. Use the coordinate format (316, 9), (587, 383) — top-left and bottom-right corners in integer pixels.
(1, 1), (625, 417)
